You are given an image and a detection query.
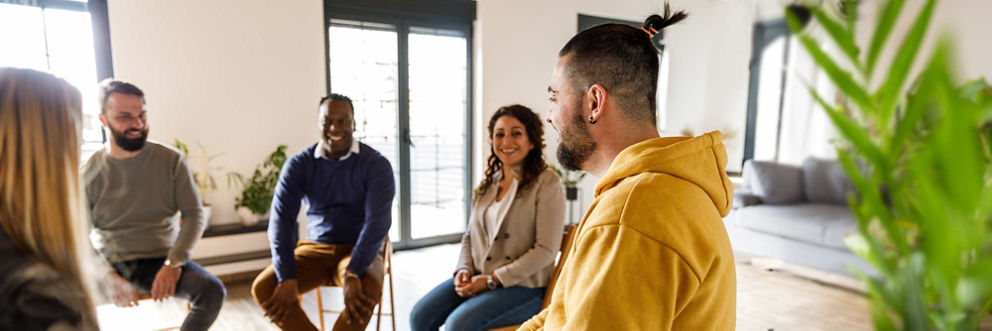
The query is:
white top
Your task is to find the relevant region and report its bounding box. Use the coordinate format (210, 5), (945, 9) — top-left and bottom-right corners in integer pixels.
(484, 177), (518, 243)
(314, 138), (360, 161)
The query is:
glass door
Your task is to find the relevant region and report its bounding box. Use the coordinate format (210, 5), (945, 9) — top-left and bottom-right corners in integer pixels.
(327, 17), (472, 249)
(327, 19), (401, 242)
(407, 26), (469, 240)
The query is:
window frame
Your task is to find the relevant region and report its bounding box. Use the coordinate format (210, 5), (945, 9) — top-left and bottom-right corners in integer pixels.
(743, 19), (792, 165)
(323, 0), (475, 251)
(2, 0), (114, 145)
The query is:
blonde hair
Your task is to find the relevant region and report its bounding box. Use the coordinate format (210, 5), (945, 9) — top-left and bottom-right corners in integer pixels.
(0, 67), (96, 323)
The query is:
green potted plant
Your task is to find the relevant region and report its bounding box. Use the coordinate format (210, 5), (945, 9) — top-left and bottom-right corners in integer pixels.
(551, 165), (586, 201)
(228, 145), (288, 226)
(788, 0), (992, 329)
(173, 139), (224, 223)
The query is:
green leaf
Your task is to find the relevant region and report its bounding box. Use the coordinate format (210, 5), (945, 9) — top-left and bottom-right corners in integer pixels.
(903, 253), (934, 329)
(980, 186), (992, 223)
(876, 0), (937, 131)
(889, 69), (934, 157)
(845, 233), (880, 266)
(811, 6), (861, 71)
(860, 272), (898, 330)
(173, 139), (190, 157)
(958, 78), (990, 103)
(926, 43), (985, 214)
(797, 33), (875, 112)
(957, 258), (992, 309)
(866, 0), (906, 76)
(841, 0), (859, 35)
(909, 147), (962, 292)
(837, 149), (898, 276)
(811, 89), (887, 170)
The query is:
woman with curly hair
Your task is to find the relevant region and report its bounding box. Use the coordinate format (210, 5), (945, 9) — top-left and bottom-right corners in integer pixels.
(410, 104), (566, 330)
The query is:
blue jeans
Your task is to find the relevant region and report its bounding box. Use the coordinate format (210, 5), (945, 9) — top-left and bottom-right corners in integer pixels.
(410, 278), (544, 331)
(111, 257), (226, 331)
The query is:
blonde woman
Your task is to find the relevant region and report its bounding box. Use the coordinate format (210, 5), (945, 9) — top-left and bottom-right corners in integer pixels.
(0, 67), (98, 330)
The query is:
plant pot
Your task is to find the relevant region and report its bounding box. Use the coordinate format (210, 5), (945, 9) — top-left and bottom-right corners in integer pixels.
(566, 187), (578, 201)
(236, 207), (267, 226)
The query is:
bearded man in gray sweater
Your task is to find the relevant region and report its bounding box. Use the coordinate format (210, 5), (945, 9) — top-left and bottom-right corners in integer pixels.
(82, 79), (225, 331)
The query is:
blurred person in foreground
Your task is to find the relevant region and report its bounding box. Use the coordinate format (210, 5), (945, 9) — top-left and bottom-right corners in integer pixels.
(0, 67), (99, 330)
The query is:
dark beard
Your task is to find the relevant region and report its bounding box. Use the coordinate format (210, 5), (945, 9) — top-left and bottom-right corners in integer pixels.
(556, 103), (596, 171)
(110, 126), (148, 152)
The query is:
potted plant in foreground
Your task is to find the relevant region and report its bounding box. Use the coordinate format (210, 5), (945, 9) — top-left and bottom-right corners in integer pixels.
(228, 145), (287, 226)
(788, 0), (992, 329)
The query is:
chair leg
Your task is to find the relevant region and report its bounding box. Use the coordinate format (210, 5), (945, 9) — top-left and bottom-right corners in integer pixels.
(316, 288), (326, 331)
(388, 265), (396, 331)
(376, 291), (383, 331)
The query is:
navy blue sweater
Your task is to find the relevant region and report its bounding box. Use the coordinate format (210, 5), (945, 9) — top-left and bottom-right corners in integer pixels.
(268, 143), (395, 282)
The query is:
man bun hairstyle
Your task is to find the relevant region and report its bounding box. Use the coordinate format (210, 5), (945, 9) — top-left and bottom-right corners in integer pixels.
(642, 4), (689, 39)
(558, 2), (688, 125)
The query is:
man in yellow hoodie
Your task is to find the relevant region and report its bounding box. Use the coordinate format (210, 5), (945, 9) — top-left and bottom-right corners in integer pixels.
(520, 5), (736, 331)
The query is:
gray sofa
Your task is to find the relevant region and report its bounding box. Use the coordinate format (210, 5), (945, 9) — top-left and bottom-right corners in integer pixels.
(725, 158), (875, 277)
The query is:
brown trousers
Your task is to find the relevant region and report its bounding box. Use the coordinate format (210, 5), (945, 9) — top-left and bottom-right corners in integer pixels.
(251, 242), (385, 331)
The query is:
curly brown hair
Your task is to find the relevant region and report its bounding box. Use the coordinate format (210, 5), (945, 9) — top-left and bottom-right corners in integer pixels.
(474, 105), (548, 200)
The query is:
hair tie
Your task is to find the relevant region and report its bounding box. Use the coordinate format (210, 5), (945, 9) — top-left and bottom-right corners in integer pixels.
(641, 26), (659, 38)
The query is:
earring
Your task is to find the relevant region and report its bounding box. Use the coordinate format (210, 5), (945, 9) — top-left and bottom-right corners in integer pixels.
(588, 116), (597, 124)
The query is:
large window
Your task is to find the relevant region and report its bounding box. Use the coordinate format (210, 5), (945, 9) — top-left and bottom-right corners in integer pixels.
(325, 0), (475, 250)
(744, 19), (793, 164)
(0, 0), (113, 159)
(743, 15), (838, 166)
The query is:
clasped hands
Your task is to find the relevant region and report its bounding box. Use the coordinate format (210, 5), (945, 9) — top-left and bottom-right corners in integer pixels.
(453, 269), (494, 298)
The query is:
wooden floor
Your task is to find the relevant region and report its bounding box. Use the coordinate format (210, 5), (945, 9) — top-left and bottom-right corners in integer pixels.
(97, 244), (873, 330)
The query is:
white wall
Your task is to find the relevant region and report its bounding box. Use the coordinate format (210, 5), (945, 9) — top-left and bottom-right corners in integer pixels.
(664, 0), (757, 172)
(856, 0), (992, 84)
(105, 0), (992, 226)
(108, 0), (326, 225)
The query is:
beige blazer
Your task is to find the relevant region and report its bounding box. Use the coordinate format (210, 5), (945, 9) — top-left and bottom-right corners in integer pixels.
(456, 167), (565, 288)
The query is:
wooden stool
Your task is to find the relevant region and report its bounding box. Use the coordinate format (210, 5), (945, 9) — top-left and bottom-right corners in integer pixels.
(314, 241), (396, 331)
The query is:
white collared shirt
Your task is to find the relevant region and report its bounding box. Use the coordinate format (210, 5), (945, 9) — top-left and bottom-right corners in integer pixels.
(314, 139), (360, 161)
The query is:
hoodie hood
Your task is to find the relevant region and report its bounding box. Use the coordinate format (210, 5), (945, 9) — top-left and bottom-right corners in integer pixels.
(594, 131), (734, 217)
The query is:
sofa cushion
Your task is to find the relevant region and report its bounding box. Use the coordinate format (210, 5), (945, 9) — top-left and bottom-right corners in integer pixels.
(733, 204), (854, 248)
(802, 157), (854, 205)
(743, 160), (804, 204)
(733, 189), (762, 208)
(822, 217), (859, 250)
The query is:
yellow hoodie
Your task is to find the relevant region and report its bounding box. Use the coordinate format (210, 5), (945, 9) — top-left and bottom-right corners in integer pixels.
(519, 131), (736, 330)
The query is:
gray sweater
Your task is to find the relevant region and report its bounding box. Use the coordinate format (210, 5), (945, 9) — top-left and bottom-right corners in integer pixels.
(82, 141), (205, 263)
